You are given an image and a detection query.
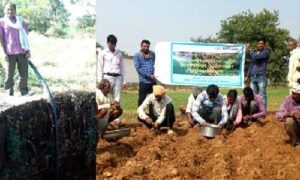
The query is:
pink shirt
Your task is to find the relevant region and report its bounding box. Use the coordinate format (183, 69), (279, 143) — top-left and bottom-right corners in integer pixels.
(98, 47), (125, 82)
(0, 17), (29, 55)
(240, 94), (266, 119)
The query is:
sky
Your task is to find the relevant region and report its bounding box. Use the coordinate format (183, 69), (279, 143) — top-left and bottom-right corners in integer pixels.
(96, 0), (300, 55)
(64, 0), (95, 19)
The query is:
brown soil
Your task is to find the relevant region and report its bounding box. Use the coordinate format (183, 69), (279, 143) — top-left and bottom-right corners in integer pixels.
(96, 113), (300, 180)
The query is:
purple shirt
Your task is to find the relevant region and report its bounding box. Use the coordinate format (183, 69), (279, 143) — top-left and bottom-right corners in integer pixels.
(276, 96), (300, 121)
(0, 17), (29, 55)
(240, 93), (266, 118)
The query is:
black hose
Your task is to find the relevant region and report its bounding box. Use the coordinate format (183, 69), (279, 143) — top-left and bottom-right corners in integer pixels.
(28, 60), (59, 180)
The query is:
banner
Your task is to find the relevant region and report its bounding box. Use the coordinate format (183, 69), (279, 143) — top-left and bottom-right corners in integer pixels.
(155, 42), (245, 88)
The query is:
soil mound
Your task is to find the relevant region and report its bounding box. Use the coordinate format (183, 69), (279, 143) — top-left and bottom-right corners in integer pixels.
(96, 113), (300, 179)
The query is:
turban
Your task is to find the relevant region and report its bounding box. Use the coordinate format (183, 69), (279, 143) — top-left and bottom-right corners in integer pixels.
(153, 85), (166, 96)
(291, 82), (300, 93)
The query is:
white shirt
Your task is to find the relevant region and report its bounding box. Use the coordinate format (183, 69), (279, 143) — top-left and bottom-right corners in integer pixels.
(137, 93), (172, 124)
(192, 91), (228, 126)
(186, 94), (195, 113)
(96, 89), (111, 122)
(287, 48), (300, 87)
(98, 47), (126, 84)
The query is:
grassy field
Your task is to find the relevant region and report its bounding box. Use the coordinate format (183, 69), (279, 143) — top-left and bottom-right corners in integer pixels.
(0, 32), (95, 98)
(120, 85), (289, 120)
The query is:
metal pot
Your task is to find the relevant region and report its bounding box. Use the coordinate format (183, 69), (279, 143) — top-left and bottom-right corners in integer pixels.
(199, 124), (221, 138)
(102, 127), (131, 141)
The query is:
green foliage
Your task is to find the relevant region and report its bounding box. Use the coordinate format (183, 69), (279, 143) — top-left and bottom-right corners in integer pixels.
(15, 1), (51, 34)
(77, 14), (95, 29)
(6, 0), (70, 37)
(190, 36), (220, 43)
(216, 9), (291, 83)
(1, 1), (94, 37)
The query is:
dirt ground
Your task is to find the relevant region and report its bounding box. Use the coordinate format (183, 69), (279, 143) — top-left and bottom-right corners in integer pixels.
(96, 113), (300, 180)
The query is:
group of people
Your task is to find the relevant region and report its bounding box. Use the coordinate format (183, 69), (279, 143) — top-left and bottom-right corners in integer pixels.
(96, 34), (300, 148)
(180, 85), (266, 131)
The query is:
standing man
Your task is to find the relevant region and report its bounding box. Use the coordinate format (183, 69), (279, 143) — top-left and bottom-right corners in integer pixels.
(0, 2), (30, 96)
(287, 39), (300, 90)
(134, 39), (156, 107)
(98, 34), (125, 102)
(245, 38), (270, 110)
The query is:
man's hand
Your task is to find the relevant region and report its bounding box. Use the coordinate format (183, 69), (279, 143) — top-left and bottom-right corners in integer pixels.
(243, 115), (252, 121)
(244, 77), (250, 84)
(25, 50), (31, 59)
(4, 55), (9, 62)
(122, 83), (127, 90)
(193, 123), (200, 129)
(152, 122), (159, 128)
(293, 111), (300, 119)
(150, 75), (156, 81)
(145, 118), (153, 125)
(246, 43), (251, 51)
(187, 113), (193, 126)
(202, 121), (210, 126)
(111, 100), (120, 110)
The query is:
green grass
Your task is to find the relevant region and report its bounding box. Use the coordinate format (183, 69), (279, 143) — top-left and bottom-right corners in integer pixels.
(121, 86), (289, 120)
(0, 32), (95, 96)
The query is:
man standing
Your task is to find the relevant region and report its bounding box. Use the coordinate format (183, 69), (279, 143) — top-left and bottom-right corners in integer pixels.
(134, 40), (156, 107)
(245, 38), (270, 110)
(192, 84), (228, 128)
(287, 39), (300, 90)
(0, 2), (30, 96)
(276, 82), (300, 148)
(98, 34), (125, 102)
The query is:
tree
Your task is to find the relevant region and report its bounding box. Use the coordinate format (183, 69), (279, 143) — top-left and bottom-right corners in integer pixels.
(190, 36), (220, 43)
(217, 9), (291, 83)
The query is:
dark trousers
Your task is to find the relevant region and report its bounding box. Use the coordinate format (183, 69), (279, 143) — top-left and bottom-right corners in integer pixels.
(138, 83), (155, 115)
(4, 53), (29, 95)
(241, 100), (258, 117)
(138, 83), (155, 106)
(199, 105), (222, 125)
(138, 103), (176, 129)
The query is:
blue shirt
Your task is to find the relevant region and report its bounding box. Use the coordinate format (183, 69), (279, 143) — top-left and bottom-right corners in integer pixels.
(247, 48), (270, 77)
(134, 51), (156, 84)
